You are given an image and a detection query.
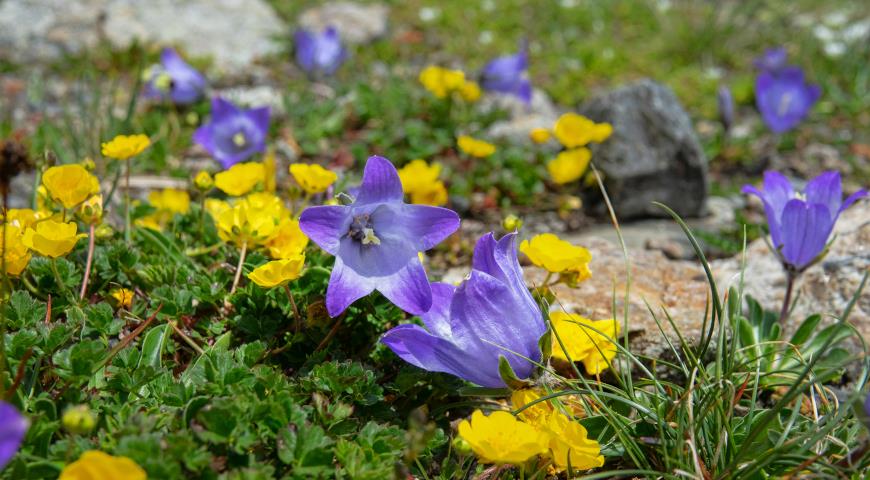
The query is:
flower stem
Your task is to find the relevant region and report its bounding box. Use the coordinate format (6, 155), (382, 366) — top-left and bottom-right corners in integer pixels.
(124, 158), (131, 244)
(229, 241), (248, 295)
(79, 224), (96, 300)
(283, 284), (301, 333)
(778, 270), (797, 324)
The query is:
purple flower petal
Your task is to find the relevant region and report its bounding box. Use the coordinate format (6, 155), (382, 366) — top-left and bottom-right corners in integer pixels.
(754, 47), (788, 73)
(779, 199), (834, 269)
(842, 188), (868, 212)
(481, 47), (531, 104)
(804, 171), (843, 217)
(376, 258), (432, 315)
(755, 66), (820, 133)
(389, 204), (460, 251)
(326, 257), (375, 317)
(194, 97), (270, 168)
(294, 26), (346, 76)
(420, 282), (455, 339)
(355, 156), (404, 205)
(0, 401), (27, 470)
(299, 205), (351, 255)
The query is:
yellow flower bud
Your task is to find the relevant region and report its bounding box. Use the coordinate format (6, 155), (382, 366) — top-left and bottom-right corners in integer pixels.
(77, 195), (103, 225)
(62, 405), (96, 435)
(194, 170), (214, 191)
(457, 135), (496, 158)
(529, 128), (552, 144)
(502, 214), (523, 232)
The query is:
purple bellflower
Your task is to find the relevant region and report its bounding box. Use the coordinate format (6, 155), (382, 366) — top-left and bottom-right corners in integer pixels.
(742, 171), (867, 271)
(753, 47), (789, 73)
(294, 26), (346, 76)
(480, 45), (532, 104)
(718, 85), (735, 133)
(299, 156), (460, 317)
(380, 232), (547, 388)
(143, 48), (206, 105)
(0, 401), (28, 470)
(755, 66), (821, 133)
(193, 97), (270, 168)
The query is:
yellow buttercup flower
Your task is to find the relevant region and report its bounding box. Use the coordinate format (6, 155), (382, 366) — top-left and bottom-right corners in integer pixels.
(511, 389), (553, 427)
(419, 65), (467, 99)
(460, 81), (482, 102)
(553, 113), (612, 149)
(204, 199), (231, 220)
(148, 189), (190, 215)
(410, 181), (448, 206)
(110, 288), (134, 309)
(59, 450), (146, 480)
(194, 170), (214, 191)
(549, 311), (619, 375)
(42, 164), (100, 209)
(214, 162), (265, 197)
(216, 198), (281, 247)
(101, 134), (151, 160)
(457, 135), (496, 158)
(289, 163), (337, 195)
(266, 218), (309, 259)
(5, 209), (40, 229)
(247, 255), (306, 288)
(2, 224), (31, 276)
(543, 411), (604, 471)
(547, 148), (591, 185)
(398, 159), (441, 194)
(530, 128), (552, 144)
(23, 220), (85, 258)
(520, 233), (591, 276)
(458, 410), (549, 465)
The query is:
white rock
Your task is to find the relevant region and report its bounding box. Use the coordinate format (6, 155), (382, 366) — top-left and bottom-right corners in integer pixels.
(298, 2), (389, 44)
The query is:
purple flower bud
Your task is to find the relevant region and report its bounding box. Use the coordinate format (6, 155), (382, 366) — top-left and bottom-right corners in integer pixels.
(0, 401), (28, 470)
(142, 48), (207, 105)
(755, 66), (821, 133)
(480, 44), (532, 104)
(742, 171), (867, 270)
(193, 97), (270, 168)
(294, 26), (347, 76)
(380, 232), (547, 388)
(299, 156), (460, 317)
(754, 47), (788, 74)
(718, 85), (735, 132)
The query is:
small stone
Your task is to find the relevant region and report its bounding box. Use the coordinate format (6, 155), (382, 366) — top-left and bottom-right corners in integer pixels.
(298, 2), (389, 44)
(484, 89), (561, 143)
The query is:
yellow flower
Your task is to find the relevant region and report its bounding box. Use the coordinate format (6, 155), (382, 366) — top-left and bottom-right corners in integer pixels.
(398, 159), (441, 194)
(59, 450), (146, 480)
(409, 181), (448, 206)
(458, 410), (549, 465)
(204, 199), (231, 220)
(457, 135), (496, 158)
(549, 311), (619, 375)
(216, 196), (281, 247)
(23, 220), (85, 258)
(214, 162), (265, 197)
(61, 405), (96, 435)
(263, 150), (277, 193)
(148, 189), (190, 215)
(5, 208), (40, 229)
(134, 215), (161, 231)
(77, 195), (103, 225)
(520, 233), (591, 275)
(42, 165), (100, 209)
(543, 411), (604, 471)
(289, 163), (337, 194)
(502, 214), (523, 232)
(460, 81), (482, 102)
(530, 128), (552, 144)
(419, 65), (467, 99)
(266, 218), (309, 259)
(2, 224), (31, 276)
(247, 255), (306, 288)
(110, 288), (134, 309)
(100, 134), (151, 160)
(511, 389), (553, 427)
(547, 148), (591, 185)
(553, 113), (612, 149)
(194, 170), (214, 191)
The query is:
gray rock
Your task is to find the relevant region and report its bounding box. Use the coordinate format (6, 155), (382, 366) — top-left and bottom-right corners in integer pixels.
(213, 85), (285, 116)
(0, 0), (286, 77)
(298, 2), (389, 44)
(579, 79), (709, 219)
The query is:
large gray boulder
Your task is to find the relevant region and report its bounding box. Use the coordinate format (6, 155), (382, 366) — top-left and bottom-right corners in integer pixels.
(0, 0), (286, 77)
(579, 79), (709, 219)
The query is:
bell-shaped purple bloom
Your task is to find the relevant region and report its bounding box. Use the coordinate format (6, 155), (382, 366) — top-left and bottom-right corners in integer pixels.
(718, 85), (735, 133)
(380, 232), (547, 388)
(193, 97), (270, 168)
(299, 156), (460, 317)
(755, 66), (821, 133)
(480, 46), (532, 104)
(294, 26), (346, 76)
(754, 47), (788, 73)
(0, 401), (28, 470)
(742, 171), (867, 271)
(143, 48), (206, 105)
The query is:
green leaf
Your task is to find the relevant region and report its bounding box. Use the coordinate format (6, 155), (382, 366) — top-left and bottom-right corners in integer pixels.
(498, 355), (531, 390)
(138, 323), (171, 369)
(789, 314), (821, 347)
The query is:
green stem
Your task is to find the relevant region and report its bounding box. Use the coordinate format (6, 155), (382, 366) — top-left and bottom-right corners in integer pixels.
(79, 224), (96, 300)
(283, 284), (301, 333)
(229, 241), (248, 295)
(124, 158), (131, 244)
(778, 270), (797, 324)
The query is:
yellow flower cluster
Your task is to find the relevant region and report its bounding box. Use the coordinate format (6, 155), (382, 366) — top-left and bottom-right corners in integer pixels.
(59, 450), (146, 480)
(531, 113), (612, 185)
(290, 163), (337, 194)
(458, 396), (603, 471)
(397, 159), (448, 206)
(101, 134), (151, 160)
(419, 65), (481, 102)
(520, 233), (592, 284)
(457, 135), (496, 158)
(2, 223), (31, 276)
(550, 312), (620, 375)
